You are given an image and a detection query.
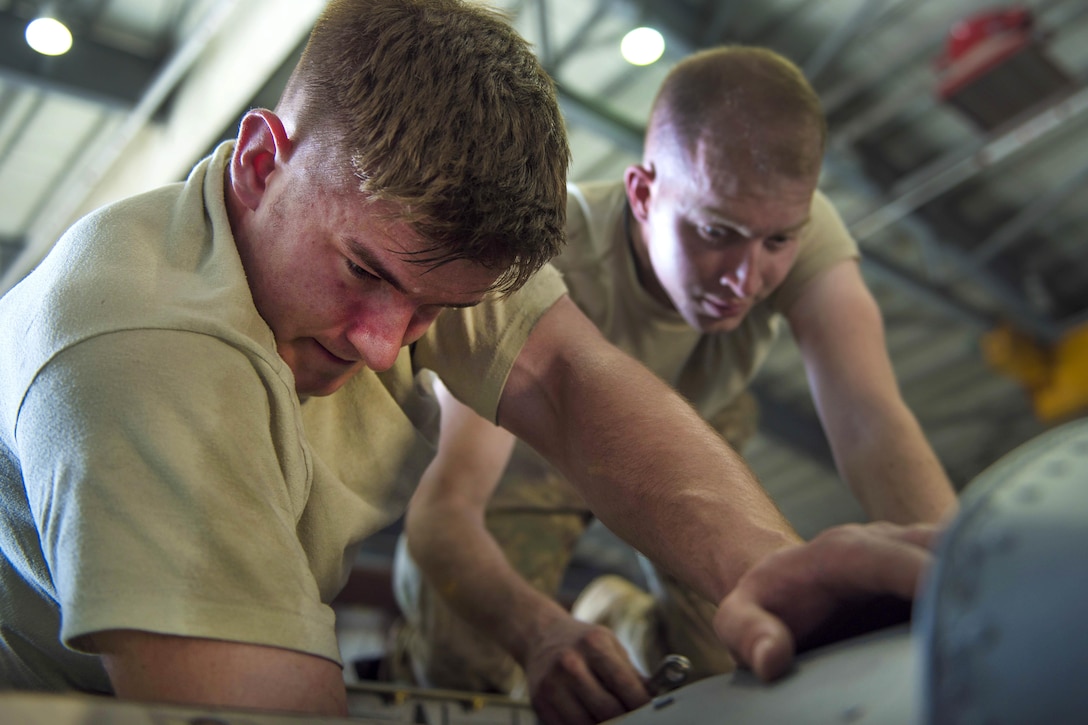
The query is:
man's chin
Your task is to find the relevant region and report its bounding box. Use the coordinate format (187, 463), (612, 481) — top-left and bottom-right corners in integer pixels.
(688, 310), (745, 334)
(294, 371), (358, 398)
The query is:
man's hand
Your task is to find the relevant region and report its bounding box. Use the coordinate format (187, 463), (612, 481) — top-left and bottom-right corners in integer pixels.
(524, 616), (650, 725)
(712, 521), (939, 682)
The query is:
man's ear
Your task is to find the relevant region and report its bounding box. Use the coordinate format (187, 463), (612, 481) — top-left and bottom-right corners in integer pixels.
(230, 109), (292, 211)
(623, 162), (656, 222)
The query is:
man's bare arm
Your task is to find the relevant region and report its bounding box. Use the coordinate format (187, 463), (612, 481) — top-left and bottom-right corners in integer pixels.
(787, 261), (957, 524)
(497, 295), (801, 605)
(406, 380), (649, 725)
(88, 630), (347, 715)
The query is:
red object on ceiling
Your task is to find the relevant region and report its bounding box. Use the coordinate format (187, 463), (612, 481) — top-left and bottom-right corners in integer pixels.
(933, 6), (1072, 130)
(935, 7), (1035, 99)
(941, 7), (1033, 65)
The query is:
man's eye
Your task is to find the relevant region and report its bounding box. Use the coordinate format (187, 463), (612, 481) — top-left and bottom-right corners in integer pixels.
(346, 259), (379, 281)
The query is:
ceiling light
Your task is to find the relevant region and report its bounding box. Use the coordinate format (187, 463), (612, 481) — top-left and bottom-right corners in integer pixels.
(621, 27), (665, 66)
(26, 16), (73, 56)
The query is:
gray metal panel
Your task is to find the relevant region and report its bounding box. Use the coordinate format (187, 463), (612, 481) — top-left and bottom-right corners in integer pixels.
(610, 625), (916, 725)
(917, 417), (1088, 725)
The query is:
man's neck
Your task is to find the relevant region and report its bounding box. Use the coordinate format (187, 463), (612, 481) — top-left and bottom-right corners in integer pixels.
(624, 203), (673, 310)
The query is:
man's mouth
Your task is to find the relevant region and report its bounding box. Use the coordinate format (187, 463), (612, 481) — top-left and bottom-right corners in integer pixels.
(700, 295), (744, 318)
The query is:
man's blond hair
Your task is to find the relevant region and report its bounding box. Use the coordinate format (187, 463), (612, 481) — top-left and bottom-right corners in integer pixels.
(647, 46), (826, 181)
(279, 0), (569, 294)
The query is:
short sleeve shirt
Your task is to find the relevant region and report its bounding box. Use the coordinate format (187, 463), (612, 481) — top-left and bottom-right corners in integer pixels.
(0, 142), (566, 690)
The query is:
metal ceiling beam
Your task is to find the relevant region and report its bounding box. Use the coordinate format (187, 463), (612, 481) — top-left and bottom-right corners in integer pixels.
(627, 0), (709, 46)
(967, 162), (1088, 266)
(0, 10), (159, 107)
(556, 82), (645, 156)
(749, 0), (821, 47)
(849, 83), (1088, 242)
(829, 76), (934, 147)
(21, 110), (113, 231)
(818, 0), (954, 112)
(534, 0), (554, 67)
(803, 0), (891, 83)
(699, 2), (744, 45)
(0, 0), (243, 294)
(0, 87), (44, 169)
(858, 245), (998, 331)
(549, 0), (613, 70)
(827, 151), (1065, 343)
(0, 235), (23, 278)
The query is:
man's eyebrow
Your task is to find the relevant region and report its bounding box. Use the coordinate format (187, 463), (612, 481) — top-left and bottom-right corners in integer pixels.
(344, 237), (488, 309)
(344, 237), (408, 294)
(717, 214), (811, 239)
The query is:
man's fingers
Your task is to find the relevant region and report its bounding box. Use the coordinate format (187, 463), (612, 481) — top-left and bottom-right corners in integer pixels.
(537, 644), (630, 724)
(532, 657), (599, 725)
(567, 645), (637, 722)
(896, 522), (942, 550)
(750, 633), (793, 682)
(811, 524), (933, 600)
(857, 520), (941, 551)
(713, 594), (796, 682)
(711, 521), (941, 684)
(581, 630), (650, 712)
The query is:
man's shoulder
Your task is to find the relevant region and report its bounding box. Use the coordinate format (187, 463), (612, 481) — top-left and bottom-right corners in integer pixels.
(803, 190), (854, 248)
(566, 179), (626, 224)
(0, 155), (266, 432)
(562, 179), (627, 265)
(0, 179), (203, 336)
(766, 189), (859, 315)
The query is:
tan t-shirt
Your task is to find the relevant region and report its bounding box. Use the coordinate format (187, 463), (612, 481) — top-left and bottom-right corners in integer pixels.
(0, 142), (566, 690)
(490, 179), (859, 510)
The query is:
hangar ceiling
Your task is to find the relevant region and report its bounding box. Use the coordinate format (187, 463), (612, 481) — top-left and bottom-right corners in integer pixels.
(2, 0), (1085, 541)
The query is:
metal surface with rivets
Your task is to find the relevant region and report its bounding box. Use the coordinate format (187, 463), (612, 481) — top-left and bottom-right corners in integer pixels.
(917, 417), (1088, 725)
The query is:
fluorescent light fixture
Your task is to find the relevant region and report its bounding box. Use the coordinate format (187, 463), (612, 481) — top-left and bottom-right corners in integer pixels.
(621, 27), (665, 66)
(26, 16), (73, 56)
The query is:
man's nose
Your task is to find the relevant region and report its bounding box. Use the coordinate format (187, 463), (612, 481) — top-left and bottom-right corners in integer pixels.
(346, 305), (415, 373)
(346, 301), (440, 373)
(720, 245), (760, 298)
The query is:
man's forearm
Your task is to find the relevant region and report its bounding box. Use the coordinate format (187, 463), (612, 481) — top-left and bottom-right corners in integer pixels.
(833, 404), (958, 524)
(787, 262), (958, 526)
(499, 298), (801, 604)
(406, 500), (572, 665)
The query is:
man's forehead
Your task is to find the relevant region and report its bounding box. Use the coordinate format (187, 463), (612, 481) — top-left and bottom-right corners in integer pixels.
(678, 168), (815, 236)
(690, 143), (812, 189)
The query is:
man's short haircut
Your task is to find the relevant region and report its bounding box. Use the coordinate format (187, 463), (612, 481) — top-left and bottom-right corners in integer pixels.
(647, 46), (827, 181)
(279, 0), (569, 294)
